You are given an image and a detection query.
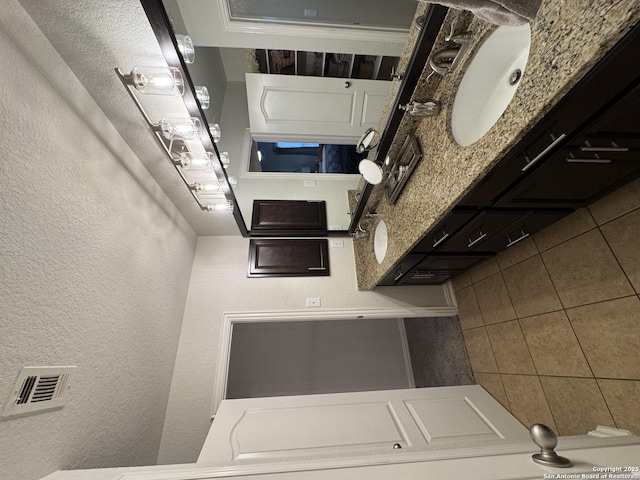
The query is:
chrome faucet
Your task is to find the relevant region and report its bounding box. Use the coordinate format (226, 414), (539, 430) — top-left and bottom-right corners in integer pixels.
(429, 18), (473, 76)
(352, 213), (378, 238)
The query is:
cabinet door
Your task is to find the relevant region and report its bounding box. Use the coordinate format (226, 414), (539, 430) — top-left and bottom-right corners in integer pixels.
(248, 239), (329, 277)
(251, 200), (327, 233)
(412, 209), (478, 254)
(377, 254), (425, 286)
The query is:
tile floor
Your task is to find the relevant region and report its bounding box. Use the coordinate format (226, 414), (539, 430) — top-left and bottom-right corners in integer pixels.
(452, 177), (640, 436)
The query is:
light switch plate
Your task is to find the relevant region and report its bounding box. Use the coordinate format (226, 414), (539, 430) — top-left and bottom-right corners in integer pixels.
(306, 297), (321, 307)
(330, 240), (344, 248)
(304, 180), (316, 187)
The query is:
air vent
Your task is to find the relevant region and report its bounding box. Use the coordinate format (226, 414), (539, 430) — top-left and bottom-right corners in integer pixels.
(3, 366), (77, 417)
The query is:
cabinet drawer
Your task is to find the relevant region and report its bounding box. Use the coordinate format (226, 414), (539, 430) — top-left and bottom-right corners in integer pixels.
(496, 146), (640, 209)
(377, 254), (425, 286)
(479, 210), (572, 252)
(437, 210), (526, 253)
(413, 209), (478, 253)
(398, 253), (490, 285)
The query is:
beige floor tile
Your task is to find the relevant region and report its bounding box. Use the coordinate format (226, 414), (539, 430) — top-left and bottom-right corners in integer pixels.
(456, 285), (484, 330)
(451, 270), (472, 292)
(567, 296), (640, 380)
(598, 379), (640, 435)
(589, 176), (640, 225)
(540, 376), (614, 435)
(469, 257), (500, 283)
(541, 229), (634, 308)
(473, 273), (517, 325)
(502, 256), (563, 318)
(533, 208), (596, 252)
(519, 311), (592, 377)
(502, 374), (556, 431)
(486, 321), (536, 374)
(463, 327), (498, 373)
(601, 208), (640, 293)
(497, 237), (538, 271)
(475, 373), (510, 410)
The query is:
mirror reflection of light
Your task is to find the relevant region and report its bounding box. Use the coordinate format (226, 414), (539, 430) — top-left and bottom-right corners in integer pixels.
(257, 150), (262, 162)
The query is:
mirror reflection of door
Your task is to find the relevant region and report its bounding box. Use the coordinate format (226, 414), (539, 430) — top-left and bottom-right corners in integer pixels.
(250, 142), (367, 174)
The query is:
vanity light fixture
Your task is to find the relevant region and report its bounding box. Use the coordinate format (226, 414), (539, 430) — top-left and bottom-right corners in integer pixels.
(190, 181), (223, 194)
(157, 117), (202, 140)
(219, 151), (230, 169)
(128, 66), (184, 96)
(194, 86), (210, 109)
(204, 200), (234, 213)
(176, 152), (213, 171)
(209, 123), (221, 143)
(115, 66), (234, 216)
(175, 34), (195, 64)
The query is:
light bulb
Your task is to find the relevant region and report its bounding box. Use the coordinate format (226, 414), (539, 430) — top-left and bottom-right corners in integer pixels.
(220, 152), (230, 169)
(178, 152), (213, 171)
(175, 35), (195, 64)
(226, 175), (237, 187)
(209, 123), (221, 143)
(131, 66), (184, 95)
(194, 86), (210, 109)
(159, 117), (202, 140)
(204, 200), (233, 213)
(192, 181), (223, 193)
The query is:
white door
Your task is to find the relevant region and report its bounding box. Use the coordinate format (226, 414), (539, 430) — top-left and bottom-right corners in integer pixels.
(198, 385), (530, 463)
(246, 73), (390, 144)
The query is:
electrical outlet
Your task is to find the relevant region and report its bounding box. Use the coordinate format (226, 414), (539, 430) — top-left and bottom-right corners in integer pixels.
(304, 180), (316, 187)
(304, 9), (317, 17)
(330, 239), (344, 248)
(329, 225), (342, 230)
(306, 297), (321, 307)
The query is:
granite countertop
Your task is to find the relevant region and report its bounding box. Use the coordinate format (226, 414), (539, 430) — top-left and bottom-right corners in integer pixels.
(354, 0), (640, 290)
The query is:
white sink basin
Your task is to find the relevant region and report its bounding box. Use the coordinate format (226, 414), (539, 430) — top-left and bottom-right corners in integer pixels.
(374, 220), (388, 264)
(451, 24), (531, 147)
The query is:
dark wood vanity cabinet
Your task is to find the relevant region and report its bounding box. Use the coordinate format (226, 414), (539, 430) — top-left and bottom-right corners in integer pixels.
(248, 239), (329, 277)
(378, 23), (640, 287)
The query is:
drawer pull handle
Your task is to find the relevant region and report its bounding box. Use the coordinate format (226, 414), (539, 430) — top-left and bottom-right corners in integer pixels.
(580, 146), (628, 152)
(468, 231), (487, 248)
(566, 158), (612, 164)
(308, 267), (326, 271)
(506, 229), (530, 248)
(432, 231), (449, 248)
(522, 133), (567, 172)
(394, 270), (404, 282)
(412, 271), (435, 279)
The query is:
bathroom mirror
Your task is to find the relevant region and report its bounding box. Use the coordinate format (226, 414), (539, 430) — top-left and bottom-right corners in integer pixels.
(160, 0), (420, 233)
(356, 128), (381, 154)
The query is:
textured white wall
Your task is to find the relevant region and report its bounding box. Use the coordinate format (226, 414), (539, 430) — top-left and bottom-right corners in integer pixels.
(0, 3), (197, 479)
(158, 236), (450, 464)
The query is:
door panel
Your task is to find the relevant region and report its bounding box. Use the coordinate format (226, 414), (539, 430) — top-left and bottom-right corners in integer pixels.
(251, 200), (327, 232)
(246, 73), (390, 142)
(248, 239), (329, 277)
(198, 386), (530, 463)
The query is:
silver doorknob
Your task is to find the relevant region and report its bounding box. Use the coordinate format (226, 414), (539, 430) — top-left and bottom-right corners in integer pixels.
(393, 443), (402, 449)
(344, 81), (351, 88)
(530, 424), (572, 468)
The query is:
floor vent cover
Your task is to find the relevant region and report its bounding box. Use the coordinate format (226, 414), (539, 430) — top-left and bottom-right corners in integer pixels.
(3, 366), (77, 417)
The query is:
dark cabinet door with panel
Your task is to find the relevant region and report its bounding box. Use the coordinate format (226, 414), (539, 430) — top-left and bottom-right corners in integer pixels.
(248, 239), (329, 277)
(251, 200), (327, 233)
(377, 254), (425, 286)
(497, 83), (640, 209)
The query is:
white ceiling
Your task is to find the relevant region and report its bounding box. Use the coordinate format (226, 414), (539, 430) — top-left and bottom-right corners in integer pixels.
(19, 0), (242, 236)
